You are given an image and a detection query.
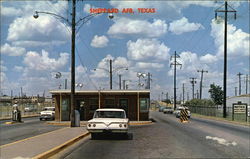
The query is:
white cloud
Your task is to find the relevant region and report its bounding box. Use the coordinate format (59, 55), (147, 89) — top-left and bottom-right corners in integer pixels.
(169, 17), (203, 35)
(1, 43), (26, 56)
(7, 16), (70, 42)
(135, 62), (164, 69)
(211, 18), (250, 58)
(1, 6), (23, 17)
(108, 18), (167, 38)
(23, 50), (69, 71)
(200, 54), (218, 63)
(13, 66), (24, 72)
(91, 35), (109, 48)
(0, 61), (8, 71)
(127, 38), (170, 61)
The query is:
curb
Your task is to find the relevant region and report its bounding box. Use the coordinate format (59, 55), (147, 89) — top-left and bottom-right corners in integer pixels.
(129, 121), (153, 125)
(0, 115), (39, 121)
(33, 131), (90, 159)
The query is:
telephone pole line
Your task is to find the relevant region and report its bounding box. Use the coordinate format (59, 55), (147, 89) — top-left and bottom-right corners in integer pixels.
(245, 75), (248, 94)
(170, 51), (182, 110)
(197, 69), (208, 99)
(145, 72), (152, 89)
(237, 72), (243, 95)
(235, 87), (237, 96)
(182, 83), (185, 104)
(190, 78), (197, 99)
(215, 1), (237, 118)
(119, 74), (122, 90)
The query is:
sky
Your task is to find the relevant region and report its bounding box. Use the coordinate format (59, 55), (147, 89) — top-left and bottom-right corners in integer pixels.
(0, 0), (249, 100)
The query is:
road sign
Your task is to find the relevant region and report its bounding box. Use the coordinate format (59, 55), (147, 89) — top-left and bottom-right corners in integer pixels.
(232, 102), (247, 121)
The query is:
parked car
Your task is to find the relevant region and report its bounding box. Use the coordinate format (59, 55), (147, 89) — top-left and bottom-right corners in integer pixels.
(163, 107), (174, 114)
(40, 107), (55, 120)
(87, 108), (129, 139)
(174, 107), (191, 118)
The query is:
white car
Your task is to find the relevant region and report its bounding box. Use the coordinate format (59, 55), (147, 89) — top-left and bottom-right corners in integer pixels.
(174, 107), (191, 118)
(163, 107), (174, 114)
(40, 107), (55, 120)
(87, 108), (129, 139)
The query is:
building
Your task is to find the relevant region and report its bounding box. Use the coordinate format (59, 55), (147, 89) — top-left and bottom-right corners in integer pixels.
(227, 94), (250, 107)
(50, 90), (150, 121)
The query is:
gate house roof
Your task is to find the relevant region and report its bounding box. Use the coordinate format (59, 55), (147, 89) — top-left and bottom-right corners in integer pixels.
(50, 90), (150, 95)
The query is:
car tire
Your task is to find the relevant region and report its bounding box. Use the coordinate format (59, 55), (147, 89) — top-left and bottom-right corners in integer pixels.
(40, 118), (42, 121)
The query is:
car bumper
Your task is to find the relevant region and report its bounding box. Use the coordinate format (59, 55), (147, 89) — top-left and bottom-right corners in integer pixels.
(87, 128), (128, 133)
(40, 116), (54, 120)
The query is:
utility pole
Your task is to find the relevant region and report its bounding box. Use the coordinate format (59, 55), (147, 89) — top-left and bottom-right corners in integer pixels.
(182, 83), (185, 103)
(146, 72), (152, 89)
(215, 1), (237, 118)
(70, 0), (76, 127)
(123, 80), (126, 90)
(235, 87), (237, 96)
(237, 72), (243, 95)
(109, 59), (113, 90)
(245, 75), (248, 94)
(119, 74), (122, 90)
(166, 92), (169, 101)
(65, 79), (67, 89)
(170, 51), (182, 110)
(187, 92), (189, 101)
(197, 69), (208, 99)
(196, 90), (199, 99)
(190, 78), (197, 99)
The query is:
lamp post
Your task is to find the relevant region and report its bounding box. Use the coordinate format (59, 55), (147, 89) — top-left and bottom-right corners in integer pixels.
(33, 1), (105, 127)
(137, 72), (146, 89)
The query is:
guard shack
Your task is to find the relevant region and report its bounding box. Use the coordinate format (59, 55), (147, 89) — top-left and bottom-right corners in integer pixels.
(50, 90), (150, 121)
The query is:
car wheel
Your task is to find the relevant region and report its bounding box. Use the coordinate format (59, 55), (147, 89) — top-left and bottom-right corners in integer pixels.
(40, 118), (42, 121)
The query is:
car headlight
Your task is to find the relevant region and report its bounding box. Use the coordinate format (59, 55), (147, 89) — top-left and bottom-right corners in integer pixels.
(119, 124), (122, 127)
(88, 124), (91, 127)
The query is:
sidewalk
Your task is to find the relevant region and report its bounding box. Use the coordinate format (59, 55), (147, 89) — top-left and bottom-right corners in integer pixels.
(0, 127), (89, 159)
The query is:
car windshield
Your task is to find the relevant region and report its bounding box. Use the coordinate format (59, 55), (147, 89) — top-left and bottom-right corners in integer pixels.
(93, 111), (125, 118)
(43, 107), (55, 111)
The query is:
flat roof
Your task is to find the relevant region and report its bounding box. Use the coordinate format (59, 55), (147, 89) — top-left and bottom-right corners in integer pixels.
(49, 89), (150, 95)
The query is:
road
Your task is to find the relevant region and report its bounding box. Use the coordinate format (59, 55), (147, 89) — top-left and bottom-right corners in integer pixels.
(55, 111), (250, 159)
(0, 117), (64, 146)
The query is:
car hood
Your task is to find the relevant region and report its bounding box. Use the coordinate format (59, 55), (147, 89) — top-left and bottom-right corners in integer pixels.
(88, 118), (128, 124)
(41, 111), (54, 114)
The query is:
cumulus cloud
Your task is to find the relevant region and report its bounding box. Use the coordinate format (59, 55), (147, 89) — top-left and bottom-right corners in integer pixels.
(108, 18), (167, 38)
(23, 50), (69, 71)
(135, 62), (164, 69)
(91, 35), (109, 48)
(7, 16), (70, 42)
(127, 38), (170, 61)
(169, 17), (203, 35)
(211, 18), (250, 58)
(1, 6), (23, 17)
(1, 43), (26, 56)
(200, 54), (218, 63)
(13, 66), (24, 72)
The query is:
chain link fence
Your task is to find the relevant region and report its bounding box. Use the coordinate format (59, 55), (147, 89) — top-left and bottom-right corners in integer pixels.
(188, 105), (249, 122)
(0, 102), (53, 119)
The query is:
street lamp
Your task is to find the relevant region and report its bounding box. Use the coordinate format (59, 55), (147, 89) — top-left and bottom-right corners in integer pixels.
(137, 72), (146, 89)
(33, 1), (108, 127)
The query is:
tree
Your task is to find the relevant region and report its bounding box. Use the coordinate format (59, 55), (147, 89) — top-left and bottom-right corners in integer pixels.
(185, 99), (215, 107)
(208, 84), (223, 105)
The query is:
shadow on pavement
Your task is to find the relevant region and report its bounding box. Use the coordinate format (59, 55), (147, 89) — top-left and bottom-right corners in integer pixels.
(92, 133), (133, 140)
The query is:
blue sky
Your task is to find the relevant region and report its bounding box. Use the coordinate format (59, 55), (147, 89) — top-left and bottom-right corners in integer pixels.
(0, 1), (249, 100)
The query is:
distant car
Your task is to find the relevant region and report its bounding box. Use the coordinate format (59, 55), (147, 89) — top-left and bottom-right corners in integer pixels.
(163, 107), (174, 114)
(159, 106), (165, 112)
(87, 108), (129, 139)
(24, 107), (37, 112)
(174, 107), (191, 118)
(40, 107), (55, 121)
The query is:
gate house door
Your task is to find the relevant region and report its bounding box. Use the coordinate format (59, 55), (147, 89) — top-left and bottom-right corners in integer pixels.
(120, 99), (128, 118)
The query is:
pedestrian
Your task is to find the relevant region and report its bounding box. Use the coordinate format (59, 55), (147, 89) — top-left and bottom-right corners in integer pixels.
(12, 101), (22, 122)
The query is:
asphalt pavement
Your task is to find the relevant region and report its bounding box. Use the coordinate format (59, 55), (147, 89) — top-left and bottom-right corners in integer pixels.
(55, 111), (250, 159)
(0, 117), (64, 146)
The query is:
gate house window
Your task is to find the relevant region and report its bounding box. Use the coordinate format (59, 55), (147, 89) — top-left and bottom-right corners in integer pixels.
(105, 98), (115, 108)
(89, 98), (98, 111)
(140, 98), (149, 112)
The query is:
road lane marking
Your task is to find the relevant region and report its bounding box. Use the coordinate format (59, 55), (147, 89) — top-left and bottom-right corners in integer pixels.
(205, 136), (237, 146)
(0, 127), (69, 148)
